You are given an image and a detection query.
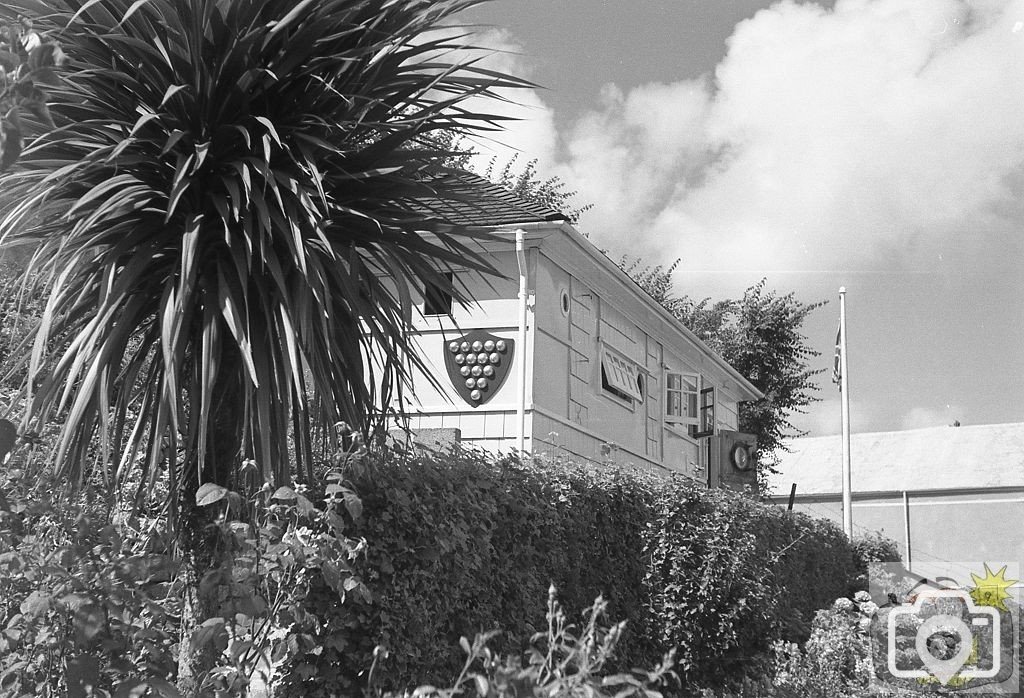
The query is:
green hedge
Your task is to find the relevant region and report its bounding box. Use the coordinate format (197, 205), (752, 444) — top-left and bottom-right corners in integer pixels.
(281, 446), (860, 695)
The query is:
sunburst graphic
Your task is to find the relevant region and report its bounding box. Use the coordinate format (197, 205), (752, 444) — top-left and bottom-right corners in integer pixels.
(969, 563), (1018, 611)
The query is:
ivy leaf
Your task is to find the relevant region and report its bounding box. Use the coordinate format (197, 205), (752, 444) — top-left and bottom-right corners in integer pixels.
(19, 590), (50, 616)
(342, 490), (362, 520)
(191, 617), (229, 652)
(272, 486), (297, 501)
(295, 493), (315, 517)
(320, 560), (341, 593)
(195, 482), (227, 506)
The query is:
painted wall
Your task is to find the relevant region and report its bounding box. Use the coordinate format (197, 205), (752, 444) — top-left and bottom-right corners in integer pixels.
(782, 491), (1024, 579)
(394, 248), (526, 450)
(396, 229), (751, 476)
(527, 245), (743, 476)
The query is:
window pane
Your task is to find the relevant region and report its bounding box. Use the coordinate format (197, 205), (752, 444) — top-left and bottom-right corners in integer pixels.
(601, 348), (643, 402)
(667, 392), (682, 417)
(424, 272), (454, 316)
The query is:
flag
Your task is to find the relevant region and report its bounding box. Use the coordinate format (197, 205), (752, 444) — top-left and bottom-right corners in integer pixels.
(832, 326), (842, 389)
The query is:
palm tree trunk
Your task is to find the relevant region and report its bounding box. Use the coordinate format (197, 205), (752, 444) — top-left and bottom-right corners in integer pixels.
(177, 343), (244, 697)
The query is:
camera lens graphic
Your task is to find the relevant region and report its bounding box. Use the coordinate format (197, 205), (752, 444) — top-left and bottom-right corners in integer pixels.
(915, 615), (974, 685)
(885, 588), (1004, 688)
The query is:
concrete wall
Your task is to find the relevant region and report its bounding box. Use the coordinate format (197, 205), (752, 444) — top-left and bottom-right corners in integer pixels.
(781, 490), (1024, 580)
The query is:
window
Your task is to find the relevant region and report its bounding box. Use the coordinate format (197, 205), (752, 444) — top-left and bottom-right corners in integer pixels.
(600, 346), (644, 404)
(424, 272), (454, 316)
(666, 372), (700, 427)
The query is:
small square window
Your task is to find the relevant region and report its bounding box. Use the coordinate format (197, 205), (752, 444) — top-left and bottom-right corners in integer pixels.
(424, 272), (454, 316)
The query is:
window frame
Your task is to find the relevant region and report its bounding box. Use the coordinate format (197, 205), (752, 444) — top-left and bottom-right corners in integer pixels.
(599, 344), (645, 406)
(665, 371), (700, 428)
(423, 271), (455, 316)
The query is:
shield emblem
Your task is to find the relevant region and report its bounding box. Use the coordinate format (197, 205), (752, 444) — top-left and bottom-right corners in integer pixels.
(443, 331), (515, 407)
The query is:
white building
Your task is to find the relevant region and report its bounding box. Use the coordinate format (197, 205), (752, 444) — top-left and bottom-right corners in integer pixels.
(767, 422), (1024, 577)
(394, 174), (762, 481)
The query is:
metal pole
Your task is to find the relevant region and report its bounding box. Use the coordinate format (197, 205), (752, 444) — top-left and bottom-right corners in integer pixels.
(839, 287), (853, 539)
(787, 483), (797, 512)
(515, 230), (528, 454)
(903, 490), (912, 573)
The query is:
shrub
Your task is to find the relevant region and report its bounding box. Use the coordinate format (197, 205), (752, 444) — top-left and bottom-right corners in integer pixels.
(280, 447), (660, 696)
(849, 532), (902, 594)
(643, 483), (857, 688)
(0, 465), (180, 697)
(387, 587), (678, 698)
(280, 445), (859, 696)
(0, 451), (367, 697)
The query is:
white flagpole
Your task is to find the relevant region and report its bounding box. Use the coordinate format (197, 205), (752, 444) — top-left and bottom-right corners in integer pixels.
(839, 287), (853, 539)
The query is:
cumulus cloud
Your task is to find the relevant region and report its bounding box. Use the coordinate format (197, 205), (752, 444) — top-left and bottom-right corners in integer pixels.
(462, 0), (1024, 438)
(488, 0), (1024, 275)
(449, 28), (560, 172)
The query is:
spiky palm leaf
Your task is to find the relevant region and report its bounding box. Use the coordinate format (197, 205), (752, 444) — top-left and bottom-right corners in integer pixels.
(0, 0), (525, 517)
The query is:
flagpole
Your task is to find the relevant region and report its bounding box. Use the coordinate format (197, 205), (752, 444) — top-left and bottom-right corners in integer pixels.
(839, 287), (853, 539)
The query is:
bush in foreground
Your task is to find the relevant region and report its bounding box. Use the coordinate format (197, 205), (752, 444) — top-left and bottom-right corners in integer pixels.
(386, 587), (677, 698)
(281, 445), (862, 695)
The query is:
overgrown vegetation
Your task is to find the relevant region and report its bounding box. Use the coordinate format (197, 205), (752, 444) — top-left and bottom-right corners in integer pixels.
(0, 440), (871, 697)
(277, 445), (860, 696)
(482, 153), (593, 225)
(392, 589), (678, 698)
(0, 439), (370, 697)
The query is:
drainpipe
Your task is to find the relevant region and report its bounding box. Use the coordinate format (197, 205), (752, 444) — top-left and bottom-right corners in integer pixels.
(515, 230), (528, 453)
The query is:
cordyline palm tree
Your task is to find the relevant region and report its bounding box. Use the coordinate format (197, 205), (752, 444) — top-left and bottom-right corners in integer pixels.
(0, 0), (524, 504)
(0, 0), (526, 691)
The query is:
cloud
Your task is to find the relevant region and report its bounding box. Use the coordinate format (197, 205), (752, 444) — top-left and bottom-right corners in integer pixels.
(450, 28), (560, 172)
(900, 405), (968, 430)
(489, 0), (1024, 276)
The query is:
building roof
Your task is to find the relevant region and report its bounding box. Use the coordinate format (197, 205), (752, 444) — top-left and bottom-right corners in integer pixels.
(766, 422), (1024, 496)
(418, 171), (566, 226)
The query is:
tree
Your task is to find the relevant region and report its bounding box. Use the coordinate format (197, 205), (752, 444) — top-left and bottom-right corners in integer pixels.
(626, 260), (826, 487)
(482, 153), (593, 225)
(0, 0), (527, 693)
